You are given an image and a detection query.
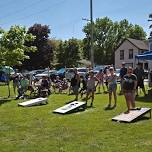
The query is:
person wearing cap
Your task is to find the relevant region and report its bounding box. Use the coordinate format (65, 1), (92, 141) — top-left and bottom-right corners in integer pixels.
(105, 67), (117, 109)
(119, 62), (127, 94)
(86, 70), (99, 107)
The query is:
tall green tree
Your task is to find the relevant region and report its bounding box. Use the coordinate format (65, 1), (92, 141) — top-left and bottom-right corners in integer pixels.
(56, 38), (81, 67)
(83, 17), (146, 65)
(0, 25), (36, 97)
(0, 25), (36, 66)
(23, 24), (53, 69)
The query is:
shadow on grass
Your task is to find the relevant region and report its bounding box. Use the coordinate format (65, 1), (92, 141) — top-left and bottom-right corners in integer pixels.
(0, 97), (15, 106)
(135, 96), (152, 103)
(133, 116), (151, 123)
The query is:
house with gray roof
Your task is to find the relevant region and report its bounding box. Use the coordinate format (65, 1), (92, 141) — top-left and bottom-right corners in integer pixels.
(115, 38), (149, 69)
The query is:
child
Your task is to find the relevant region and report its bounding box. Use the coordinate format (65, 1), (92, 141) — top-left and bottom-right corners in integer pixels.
(105, 67), (117, 109)
(86, 70), (99, 107)
(96, 69), (105, 93)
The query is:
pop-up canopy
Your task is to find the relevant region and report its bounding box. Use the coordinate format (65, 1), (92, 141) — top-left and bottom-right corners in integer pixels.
(135, 51), (152, 60)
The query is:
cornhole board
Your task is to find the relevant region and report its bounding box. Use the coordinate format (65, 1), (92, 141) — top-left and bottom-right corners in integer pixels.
(112, 108), (151, 123)
(18, 97), (48, 107)
(53, 101), (86, 114)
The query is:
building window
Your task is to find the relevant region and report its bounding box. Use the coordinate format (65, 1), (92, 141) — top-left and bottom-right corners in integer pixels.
(129, 49), (133, 59)
(120, 50), (124, 60)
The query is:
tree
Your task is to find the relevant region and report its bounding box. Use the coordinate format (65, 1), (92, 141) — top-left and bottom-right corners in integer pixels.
(23, 24), (53, 70)
(56, 38), (81, 67)
(0, 25), (36, 97)
(82, 17), (146, 65)
(0, 25), (36, 66)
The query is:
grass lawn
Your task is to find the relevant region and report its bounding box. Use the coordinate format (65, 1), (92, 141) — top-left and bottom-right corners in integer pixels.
(0, 84), (152, 152)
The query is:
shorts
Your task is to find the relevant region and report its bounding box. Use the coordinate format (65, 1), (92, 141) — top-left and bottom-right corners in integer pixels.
(87, 87), (96, 93)
(108, 84), (117, 93)
(72, 86), (79, 95)
(105, 81), (108, 86)
(137, 79), (144, 89)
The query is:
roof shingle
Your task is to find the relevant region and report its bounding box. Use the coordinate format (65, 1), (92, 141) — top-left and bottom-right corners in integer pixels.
(127, 38), (148, 50)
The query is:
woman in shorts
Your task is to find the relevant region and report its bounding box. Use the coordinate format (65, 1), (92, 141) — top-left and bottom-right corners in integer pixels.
(106, 67), (117, 109)
(122, 67), (137, 114)
(96, 69), (105, 93)
(86, 70), (99, 107)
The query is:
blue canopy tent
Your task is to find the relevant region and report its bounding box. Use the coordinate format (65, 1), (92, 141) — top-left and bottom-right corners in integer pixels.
(135, 51), (152, 60)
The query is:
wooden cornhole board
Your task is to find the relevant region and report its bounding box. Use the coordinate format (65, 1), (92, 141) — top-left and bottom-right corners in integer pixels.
(112, 108), (151, 123)
(18, 98), (48, 107)
(53, 101), (86, 114)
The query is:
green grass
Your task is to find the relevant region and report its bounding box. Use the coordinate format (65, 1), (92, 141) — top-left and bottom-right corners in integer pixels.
(0, 84), (152, 152)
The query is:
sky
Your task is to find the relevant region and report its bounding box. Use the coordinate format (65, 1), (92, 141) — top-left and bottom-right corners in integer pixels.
(0, 0), (152, 40)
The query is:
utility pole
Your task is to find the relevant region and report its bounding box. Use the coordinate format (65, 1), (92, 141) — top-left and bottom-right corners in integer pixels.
(90, 0), (94, 68)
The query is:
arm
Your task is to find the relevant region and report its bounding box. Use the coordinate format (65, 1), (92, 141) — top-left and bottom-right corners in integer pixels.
(95, 77), (100, 88)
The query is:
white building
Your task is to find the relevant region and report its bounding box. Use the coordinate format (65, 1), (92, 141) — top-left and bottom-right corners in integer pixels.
(115, 38), (149, 69)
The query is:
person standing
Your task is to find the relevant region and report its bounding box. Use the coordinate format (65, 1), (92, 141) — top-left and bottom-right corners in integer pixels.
(105, 67), (117, 109)
(96, 69), (105, 93)
(71, 68), (80, 101)
(122, 67), (137, 114)
(134, 63), (147, 96)
(119, 62), (127, 95)
(86, 70), (99, 107)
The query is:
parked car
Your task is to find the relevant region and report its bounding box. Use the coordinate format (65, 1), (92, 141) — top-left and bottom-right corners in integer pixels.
(93, 65), (105, 74)
(28, 69), (45, 76)
(77, 67), (88, 78)
(35, 70), (57, 80)
(56, 68), (65, 79)
(65, 68), (74, 81)
(65, 67), (88, 81)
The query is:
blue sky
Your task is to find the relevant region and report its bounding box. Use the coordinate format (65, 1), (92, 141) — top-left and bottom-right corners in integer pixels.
(0, 0), (152, 40)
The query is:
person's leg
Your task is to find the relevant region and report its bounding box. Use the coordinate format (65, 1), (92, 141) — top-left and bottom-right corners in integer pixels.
(120, 80), (123, 94)
(113, 89), (117, 107)
(13, 83), (16, 95)
(74, 86), (79, 100)
(136, 81), (139, 96)
(141, 80), (147, 96)
(98, 83), (101, 93)
(90, 91), (94, 106)
(108, 91), (112, 106)
(124, 92), (131, 113)
(85, 91), (90, 105)
(102, 82), (105, 92)
(130, 91), (136, 109)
